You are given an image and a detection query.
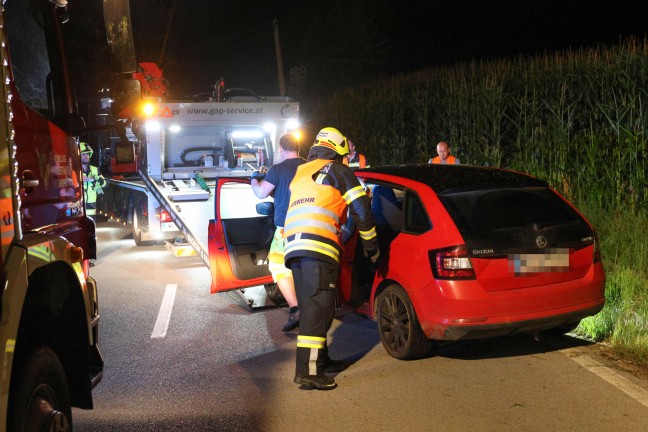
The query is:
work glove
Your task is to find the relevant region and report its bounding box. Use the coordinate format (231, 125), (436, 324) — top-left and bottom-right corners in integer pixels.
(364, 248), (381, 264)
(250, 166), (268, 181)
(250, 170), (265, 182)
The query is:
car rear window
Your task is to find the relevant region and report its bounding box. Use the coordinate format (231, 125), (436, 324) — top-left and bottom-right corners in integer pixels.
(443, 187), (579, 231)
(438, 187), (592, 254)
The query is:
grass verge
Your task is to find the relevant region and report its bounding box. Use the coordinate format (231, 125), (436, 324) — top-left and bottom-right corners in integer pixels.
(576, 204), (648, 365)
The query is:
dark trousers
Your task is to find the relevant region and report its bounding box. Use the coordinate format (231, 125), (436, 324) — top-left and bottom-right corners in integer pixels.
(290, 257), (338, 377)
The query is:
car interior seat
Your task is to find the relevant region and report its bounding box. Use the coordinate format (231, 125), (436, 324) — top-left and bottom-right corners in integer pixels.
(371, 185), (402, 234)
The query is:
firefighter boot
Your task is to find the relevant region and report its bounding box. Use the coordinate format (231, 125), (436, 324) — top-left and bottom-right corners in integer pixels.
(294, 374), (337, 390)
(323, 359), (345, 373)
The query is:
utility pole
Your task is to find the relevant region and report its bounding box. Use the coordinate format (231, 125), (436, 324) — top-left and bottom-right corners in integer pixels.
(273, 19), (286, 97)
(158, 0), (177, 66)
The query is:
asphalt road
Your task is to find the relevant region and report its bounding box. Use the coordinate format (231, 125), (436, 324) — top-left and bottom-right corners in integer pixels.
(73, 222), (648, 432)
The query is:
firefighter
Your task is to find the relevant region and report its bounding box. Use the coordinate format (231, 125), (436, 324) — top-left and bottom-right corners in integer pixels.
(346, 139), (369, 169)
(428, 141), (460, 164)
(80, 142), (106, 217)
(284, 127), (380, 390)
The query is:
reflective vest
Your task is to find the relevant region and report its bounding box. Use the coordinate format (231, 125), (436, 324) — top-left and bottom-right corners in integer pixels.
(431, 155), (458, 164)
(82, 164), (105, 205)
(284, 159), (348, 264)
(348, 153), (367, 169)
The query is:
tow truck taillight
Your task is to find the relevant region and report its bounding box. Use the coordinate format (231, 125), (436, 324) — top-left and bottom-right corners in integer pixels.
(156, 207), (172, 223)
(429, 245), (476, 280)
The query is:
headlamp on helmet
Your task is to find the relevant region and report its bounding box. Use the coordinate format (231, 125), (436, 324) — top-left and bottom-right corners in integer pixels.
(313, 127), (349, 157)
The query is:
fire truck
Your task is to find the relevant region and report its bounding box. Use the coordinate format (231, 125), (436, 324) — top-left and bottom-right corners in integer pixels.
(97, 63), (300, 266)
(0, 0), (103, 430)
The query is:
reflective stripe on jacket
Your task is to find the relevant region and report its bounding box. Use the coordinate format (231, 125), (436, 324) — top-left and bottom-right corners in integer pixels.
(348, 153), (367, 169)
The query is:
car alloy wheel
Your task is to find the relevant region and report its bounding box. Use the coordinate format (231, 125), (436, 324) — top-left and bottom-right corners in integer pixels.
(377, 284), (433, 360)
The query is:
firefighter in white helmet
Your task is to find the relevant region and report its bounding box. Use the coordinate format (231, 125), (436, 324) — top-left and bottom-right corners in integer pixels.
(80, 142), (106, 217)
(284, 127), (380, 390)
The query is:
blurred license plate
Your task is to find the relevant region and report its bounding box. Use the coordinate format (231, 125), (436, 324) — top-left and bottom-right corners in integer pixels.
(509, 248), (570, 275)
(161, 222), (177, 231)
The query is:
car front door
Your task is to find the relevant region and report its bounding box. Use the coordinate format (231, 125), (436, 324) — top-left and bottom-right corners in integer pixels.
(208, 176), (274, 293)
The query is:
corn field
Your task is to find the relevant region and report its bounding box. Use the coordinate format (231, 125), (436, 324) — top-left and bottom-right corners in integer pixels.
(305, 38), (648, 214)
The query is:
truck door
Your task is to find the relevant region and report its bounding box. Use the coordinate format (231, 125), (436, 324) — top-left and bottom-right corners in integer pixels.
(208, 177), (274, 293)
(5, 0), (93, 256)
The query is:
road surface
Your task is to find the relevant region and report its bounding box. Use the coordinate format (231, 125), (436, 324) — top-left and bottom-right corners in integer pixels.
(73, 222), (648, 431)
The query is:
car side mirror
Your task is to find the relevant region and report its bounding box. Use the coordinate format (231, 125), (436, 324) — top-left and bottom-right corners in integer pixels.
(256, 201), (274, 216)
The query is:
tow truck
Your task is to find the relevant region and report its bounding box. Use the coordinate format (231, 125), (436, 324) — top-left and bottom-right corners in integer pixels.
(97, 62), (300, 308)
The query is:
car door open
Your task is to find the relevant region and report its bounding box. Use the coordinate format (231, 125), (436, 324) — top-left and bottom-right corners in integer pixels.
(209, 177), (274, 293)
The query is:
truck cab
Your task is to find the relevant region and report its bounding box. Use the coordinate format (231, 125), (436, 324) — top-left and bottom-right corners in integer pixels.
(0, 1), (103, 429)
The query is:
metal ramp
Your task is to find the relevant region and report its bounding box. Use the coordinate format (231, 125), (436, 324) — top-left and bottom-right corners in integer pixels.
(139, 169), (211, 267)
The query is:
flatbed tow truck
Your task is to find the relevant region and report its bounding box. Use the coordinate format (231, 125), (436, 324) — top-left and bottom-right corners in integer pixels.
(97, 63), (300, 309)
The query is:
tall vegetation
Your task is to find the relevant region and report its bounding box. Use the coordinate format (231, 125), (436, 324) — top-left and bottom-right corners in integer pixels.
(305, 38), (648, 364)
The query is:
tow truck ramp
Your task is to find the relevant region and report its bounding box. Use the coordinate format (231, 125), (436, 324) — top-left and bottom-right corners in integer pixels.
(139, 169), (211, 267)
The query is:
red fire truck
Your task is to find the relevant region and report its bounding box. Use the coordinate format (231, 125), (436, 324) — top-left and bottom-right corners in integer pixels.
(0, 1), (103, 430)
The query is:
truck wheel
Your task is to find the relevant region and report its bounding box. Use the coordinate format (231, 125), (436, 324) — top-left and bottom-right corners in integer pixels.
(8, 346), (72, 432)
(264, 283), (286, 304)
(132, 211), (154, 246)
(376, 284), (434, 360)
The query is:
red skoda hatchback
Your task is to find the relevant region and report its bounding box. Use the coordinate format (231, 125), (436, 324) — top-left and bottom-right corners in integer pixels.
(208, 164), (606, 360)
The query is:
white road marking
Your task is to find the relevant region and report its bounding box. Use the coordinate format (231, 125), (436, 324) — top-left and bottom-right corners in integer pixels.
(151, 284), (177, 339)
(562, 347), (648, 408)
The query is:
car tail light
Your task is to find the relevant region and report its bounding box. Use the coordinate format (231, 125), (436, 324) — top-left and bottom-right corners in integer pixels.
(156, 207), (172, 223)
(429, 245), (476, 280)
(593, 231), (602, 263)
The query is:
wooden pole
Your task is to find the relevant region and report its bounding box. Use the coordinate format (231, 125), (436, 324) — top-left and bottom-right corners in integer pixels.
(273, 19), (286, 96)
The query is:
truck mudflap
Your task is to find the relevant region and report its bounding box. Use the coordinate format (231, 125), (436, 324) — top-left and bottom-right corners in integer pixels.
(86, 276), (104, 389)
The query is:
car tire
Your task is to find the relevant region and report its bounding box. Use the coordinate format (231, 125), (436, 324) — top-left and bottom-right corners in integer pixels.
(132, 211), (154, 246)
(264, 283), (286, 304)
(8, 346), (72, 432)
(376, 284), (433, 360)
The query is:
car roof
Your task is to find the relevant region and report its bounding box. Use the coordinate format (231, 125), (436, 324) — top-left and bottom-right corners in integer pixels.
(358, 164), (547, 194)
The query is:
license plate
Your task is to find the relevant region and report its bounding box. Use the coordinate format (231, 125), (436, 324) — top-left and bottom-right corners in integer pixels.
(161, 222), (177, 232)
(509, 248), (570, 275)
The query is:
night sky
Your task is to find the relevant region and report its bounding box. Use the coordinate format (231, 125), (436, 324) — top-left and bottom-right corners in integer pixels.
(68, 0), (648, 101)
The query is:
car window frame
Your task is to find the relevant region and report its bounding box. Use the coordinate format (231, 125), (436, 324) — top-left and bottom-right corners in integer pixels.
(402, 188), (432, 235)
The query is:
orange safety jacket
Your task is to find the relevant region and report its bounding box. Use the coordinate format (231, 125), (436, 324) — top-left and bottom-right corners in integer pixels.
(347, 153), (367, 169)
(430, 155), (458, 165)
(284, 159), (368, 264)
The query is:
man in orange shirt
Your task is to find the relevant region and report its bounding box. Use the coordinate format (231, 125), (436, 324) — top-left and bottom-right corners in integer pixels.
(346, 140), (368, 169)
(428, 141), (460, 164)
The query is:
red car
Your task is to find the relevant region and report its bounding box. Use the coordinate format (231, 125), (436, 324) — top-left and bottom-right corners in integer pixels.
(208, 164), (605, 359)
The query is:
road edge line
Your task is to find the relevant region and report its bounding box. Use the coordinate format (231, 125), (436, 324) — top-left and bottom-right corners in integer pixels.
(562, 346), (648, 409)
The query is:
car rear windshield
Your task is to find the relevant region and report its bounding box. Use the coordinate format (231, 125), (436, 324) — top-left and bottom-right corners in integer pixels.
(441, 187), (579, 231)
